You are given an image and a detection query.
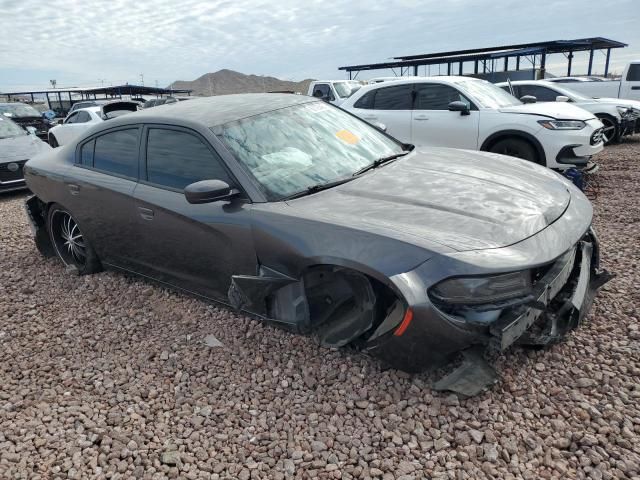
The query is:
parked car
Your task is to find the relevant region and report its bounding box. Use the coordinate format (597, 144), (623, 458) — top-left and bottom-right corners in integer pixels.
(544, 61), (640, 101)
(340, 76), (605, 169)
(0, 102), (52, 141)
(142, 97), (190, 109)
(307, 80), (362, 105)
(23, 94), (610, 381)
(47, 101), (139, 147)
(0, 116), (50, 193)
(496, 80), (640, 144)
(67, 100), (108, 114)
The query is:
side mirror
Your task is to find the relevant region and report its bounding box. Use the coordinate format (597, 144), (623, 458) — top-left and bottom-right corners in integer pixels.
(448, 101), (470, 116)
(555, 95), (570, 102)
(373, 122), (387, 132)
(184, 179), (238, 204)
(26, 126), (37, 135)
(520, 95), (537, 104)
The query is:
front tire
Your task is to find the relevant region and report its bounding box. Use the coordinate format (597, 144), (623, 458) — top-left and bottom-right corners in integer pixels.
(49, 134), (59, 148)
(489, 137), (539, 164)
(47, 204), (101, 274)
(596, 115), (618, 145)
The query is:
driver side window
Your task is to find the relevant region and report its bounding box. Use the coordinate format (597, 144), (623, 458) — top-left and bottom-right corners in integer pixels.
(145, 128), (232, 190)
(518, 85), (559, 102)
(65, 112), (79, 124)
(312, 84), (334, 101)
(414, 84), (472, 110)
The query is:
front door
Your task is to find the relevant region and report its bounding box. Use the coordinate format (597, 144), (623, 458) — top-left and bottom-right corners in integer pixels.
(411, 83), (480, 149)
(131, 125), (256, 300)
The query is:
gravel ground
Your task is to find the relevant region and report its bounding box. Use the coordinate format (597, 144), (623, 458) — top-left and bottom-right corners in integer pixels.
(1, 140), (639, 480)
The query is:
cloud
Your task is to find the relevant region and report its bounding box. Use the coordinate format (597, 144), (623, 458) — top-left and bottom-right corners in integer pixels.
(1, 0), (638, 90)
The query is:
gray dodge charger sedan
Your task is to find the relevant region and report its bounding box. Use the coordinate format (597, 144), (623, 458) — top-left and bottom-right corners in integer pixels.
(23, 94), (610, 391)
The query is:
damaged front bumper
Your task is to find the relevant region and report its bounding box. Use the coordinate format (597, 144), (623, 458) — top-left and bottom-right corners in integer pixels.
(366, 225), (612, 392)
(489, 237), (612, 350)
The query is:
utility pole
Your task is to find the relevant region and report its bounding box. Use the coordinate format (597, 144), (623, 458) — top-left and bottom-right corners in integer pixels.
(208, 76), (214, 96)
(139, 74), (144, 86)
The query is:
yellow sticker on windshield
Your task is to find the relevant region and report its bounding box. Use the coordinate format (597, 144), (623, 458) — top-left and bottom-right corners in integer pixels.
(336, 129), (359, 145)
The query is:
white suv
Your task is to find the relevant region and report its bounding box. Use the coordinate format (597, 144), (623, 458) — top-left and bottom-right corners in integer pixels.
(340, 76), (604, 169)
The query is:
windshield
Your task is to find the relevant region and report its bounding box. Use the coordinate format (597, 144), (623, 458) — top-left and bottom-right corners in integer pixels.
(456, 79), (522, 108)
(334, 82), (361, 98)
(214, 101), (404, 200)
(0, 117), (27, 139)
(0, 103), (41, 118)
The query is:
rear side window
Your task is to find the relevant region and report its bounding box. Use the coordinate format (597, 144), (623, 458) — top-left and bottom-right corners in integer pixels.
(93, 128), (139, 178)
(80, 139), (95, 166)
(414, 84), (471, 110)
(372, 85), (413, 110)
(627, 64), (640, 81)
(354, 90), (376, 109)
(145, 128), (231, 190)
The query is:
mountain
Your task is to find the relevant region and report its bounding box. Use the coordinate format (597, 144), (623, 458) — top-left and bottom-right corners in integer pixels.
(168, 69), (315, 96)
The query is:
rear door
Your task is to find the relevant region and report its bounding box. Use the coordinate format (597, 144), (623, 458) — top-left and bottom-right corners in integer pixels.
(65, 126), (141, 268)
(410, 83), (480, 148)
(350, 84), (413, 142)
(131, 125), (256, 300)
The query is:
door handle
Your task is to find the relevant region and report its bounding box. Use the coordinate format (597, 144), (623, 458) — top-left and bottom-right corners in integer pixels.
(138, 207), (154, 221)
(67, 184), (80, 195)
(362, 116), (378, 120)
(414, 115), (429, 121)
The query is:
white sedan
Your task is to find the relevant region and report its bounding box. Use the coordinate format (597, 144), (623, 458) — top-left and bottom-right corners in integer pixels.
(48, 101), (138, 147)
(496, 80), (640, 144)
(340, 76), (604, 170)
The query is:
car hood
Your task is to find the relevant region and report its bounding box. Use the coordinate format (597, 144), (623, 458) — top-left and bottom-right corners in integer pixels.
(285, 148), (572, 252)
(499, 102), (595, 120)
(590, 97), (640, 109)
(0, 134), (51, 162)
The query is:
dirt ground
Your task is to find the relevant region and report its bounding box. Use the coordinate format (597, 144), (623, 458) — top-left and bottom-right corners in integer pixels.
(1, 139), (639, 479)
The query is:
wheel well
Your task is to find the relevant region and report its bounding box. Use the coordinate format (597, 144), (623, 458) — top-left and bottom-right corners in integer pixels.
(266, 264), (404, 347)
(480, 130), (546, 166)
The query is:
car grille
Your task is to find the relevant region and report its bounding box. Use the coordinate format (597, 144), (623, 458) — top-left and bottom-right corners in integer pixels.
(0, 160), (27, 183)
(591, 128), (604, 145)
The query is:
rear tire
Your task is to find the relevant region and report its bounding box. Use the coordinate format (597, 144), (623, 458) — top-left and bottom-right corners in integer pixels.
(49, 135), (59, 148)
(596, 115), (618, 145)
(47, 204), (101, 274)
(489, 137), (539, 164)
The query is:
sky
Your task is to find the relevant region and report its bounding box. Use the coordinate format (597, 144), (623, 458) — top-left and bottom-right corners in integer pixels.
(1, 0), (639, 92)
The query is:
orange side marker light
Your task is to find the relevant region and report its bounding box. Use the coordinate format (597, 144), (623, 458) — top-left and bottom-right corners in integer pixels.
(394, 308), (414, 337)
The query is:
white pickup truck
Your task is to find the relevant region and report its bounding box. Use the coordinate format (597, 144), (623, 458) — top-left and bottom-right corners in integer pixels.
(307, 80), (362, 106)
(547, 61), (640, 101)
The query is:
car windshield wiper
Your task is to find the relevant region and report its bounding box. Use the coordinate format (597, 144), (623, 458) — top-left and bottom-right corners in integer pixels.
(283, 176), (356, 200)
(353, 151), (409, 177)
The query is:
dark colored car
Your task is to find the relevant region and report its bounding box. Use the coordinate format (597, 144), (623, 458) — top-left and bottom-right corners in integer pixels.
(0, 116), (51, 192)
(0, 102), (51, 141)
(23, 94), (610, 389)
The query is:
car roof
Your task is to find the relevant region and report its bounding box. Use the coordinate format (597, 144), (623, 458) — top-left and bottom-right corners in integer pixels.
(105, 93), (317, 128)
(0, 102), (29, 106)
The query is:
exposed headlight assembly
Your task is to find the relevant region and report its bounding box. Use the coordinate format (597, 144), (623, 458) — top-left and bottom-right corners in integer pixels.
(617, 106), (633, 118)
(429, 271), (533, 325)
(430, 271), (532, 307)
(538, 120), (586, 130)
